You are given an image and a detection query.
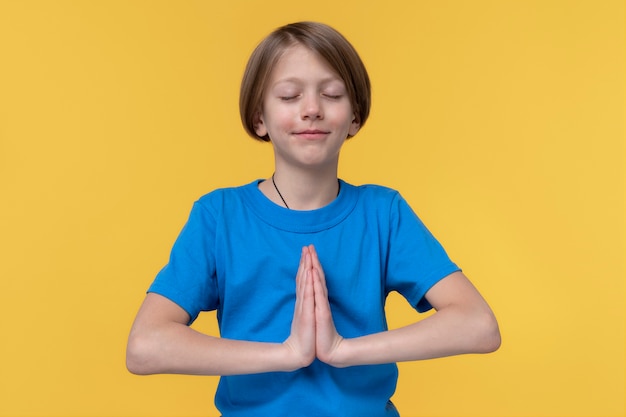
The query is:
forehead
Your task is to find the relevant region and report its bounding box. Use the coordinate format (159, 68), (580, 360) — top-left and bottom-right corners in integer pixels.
(268, 44), (343, 84)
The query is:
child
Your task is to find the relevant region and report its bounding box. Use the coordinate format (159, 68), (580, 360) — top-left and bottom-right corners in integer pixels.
(127, 21), (501, 416)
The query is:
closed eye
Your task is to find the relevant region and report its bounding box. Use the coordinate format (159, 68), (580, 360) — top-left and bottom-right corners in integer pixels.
(279, 95), (300, 101)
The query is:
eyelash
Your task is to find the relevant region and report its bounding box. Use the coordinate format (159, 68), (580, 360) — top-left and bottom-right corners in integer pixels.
(279, 94), (343, 101)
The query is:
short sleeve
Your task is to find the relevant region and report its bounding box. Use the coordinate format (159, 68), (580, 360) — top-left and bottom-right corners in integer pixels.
(385, 194), (461, 312)
(148, 200), (219, 323)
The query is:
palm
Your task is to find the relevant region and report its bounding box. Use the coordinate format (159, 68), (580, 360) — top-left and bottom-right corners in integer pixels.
(284, 247), (316, 368)
(286, 245), (344, 368)
(308, 245), (344, 365)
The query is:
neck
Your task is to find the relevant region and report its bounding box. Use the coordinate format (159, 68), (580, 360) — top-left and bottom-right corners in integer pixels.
(264, 167), (340, 211)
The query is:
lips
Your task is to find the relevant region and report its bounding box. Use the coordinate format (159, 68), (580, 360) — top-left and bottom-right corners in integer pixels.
(294, 129), (330, 139)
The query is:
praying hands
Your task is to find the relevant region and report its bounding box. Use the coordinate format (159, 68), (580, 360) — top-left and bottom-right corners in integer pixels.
(284, 245), (346, 369)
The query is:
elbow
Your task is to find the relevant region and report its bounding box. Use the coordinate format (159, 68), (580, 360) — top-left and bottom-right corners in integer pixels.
(126, 331), (157, 375)
(475, 311), (501, 353)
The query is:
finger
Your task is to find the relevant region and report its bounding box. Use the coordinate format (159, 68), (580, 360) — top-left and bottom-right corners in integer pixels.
(308, 245), (328, 296)
(304, 269), (314, 310)
(312, 268), (331, 316)
(308, 244), (319, 265)
(295, 247), (311, 315)
(304, 246), (312, 272)
(286, 267), (316, 368)
(311, 267), (344, 366)
(296, 246), (307, 285)
(294, 269), (314, 328)
(308, 245), (324, 275)
(296, 247), (312, 298)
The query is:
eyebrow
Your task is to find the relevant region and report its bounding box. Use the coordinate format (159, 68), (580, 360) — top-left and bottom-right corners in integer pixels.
(272, 76), (344, 86)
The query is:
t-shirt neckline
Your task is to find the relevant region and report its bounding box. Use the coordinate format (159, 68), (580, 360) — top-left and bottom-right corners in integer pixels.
(240, 179), (358, 233)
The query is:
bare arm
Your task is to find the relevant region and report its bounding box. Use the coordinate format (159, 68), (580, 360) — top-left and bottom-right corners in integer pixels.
(126, 248), (317, 376)
(311, 245), (501, 367)
(127, 245), (500, 375)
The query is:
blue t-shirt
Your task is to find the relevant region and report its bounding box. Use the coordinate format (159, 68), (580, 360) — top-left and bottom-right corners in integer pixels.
(149, 180), (460, 417)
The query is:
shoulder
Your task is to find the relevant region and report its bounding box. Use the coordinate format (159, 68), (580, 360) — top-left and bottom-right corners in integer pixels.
(351, 183), (404, 209)
(195, 180), (259, 210)
(355, 183), (400, 197)
(172, 181), (260, 229)
(340, 183), (412, 227)
(348, 182), (424, 227)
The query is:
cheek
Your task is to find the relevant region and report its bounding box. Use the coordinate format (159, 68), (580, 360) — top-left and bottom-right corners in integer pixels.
(268, 108), (298, 130)
(329, 105), (355, 127)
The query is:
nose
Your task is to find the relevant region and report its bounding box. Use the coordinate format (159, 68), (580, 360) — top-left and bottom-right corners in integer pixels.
(301, 94), (323, 120)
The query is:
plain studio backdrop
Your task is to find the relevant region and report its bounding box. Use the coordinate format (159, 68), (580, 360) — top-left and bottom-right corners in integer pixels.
(0, 1), (623, 416)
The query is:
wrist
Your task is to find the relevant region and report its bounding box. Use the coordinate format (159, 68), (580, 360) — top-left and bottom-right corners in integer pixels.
(323, 335), (388, 368)
(280, 341), (315, 372)
(319, 337), (352, 368)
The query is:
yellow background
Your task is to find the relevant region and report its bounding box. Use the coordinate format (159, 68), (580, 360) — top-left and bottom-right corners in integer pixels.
(0, 1), (623, 416)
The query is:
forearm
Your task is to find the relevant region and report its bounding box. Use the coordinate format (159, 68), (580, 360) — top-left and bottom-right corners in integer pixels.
(330, 305), (501, 368)
(126, 322), (300, 376)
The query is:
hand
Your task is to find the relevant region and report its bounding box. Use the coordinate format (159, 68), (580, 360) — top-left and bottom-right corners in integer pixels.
(284, 245), (346, 370)
(308, 245), (345, 366)
(283, 247), (316, 369)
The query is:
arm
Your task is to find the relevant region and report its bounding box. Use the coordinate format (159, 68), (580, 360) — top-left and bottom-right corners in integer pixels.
(311, 246), (501, 367)
(126, 248), (317, 376)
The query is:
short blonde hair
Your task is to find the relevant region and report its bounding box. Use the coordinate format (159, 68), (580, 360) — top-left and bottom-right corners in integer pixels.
(239, 22), (371, 141)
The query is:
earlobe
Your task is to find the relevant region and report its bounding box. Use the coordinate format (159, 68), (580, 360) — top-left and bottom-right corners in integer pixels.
(348, 116), (361, 137)
(253, 112), (267, 137)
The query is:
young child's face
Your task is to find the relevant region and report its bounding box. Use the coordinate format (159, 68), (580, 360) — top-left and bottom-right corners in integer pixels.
(254, 44), (360, 169)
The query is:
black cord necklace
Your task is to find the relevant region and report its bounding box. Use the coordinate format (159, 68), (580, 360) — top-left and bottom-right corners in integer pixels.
(272, 173), (290, 209)
(271, 173), (341, 210)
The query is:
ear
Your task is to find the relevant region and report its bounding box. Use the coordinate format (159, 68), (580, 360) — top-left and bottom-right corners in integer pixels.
(253, 111), (268, 138)
(348, 115), (361, 137)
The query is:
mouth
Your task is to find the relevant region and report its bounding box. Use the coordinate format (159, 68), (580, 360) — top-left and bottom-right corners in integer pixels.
(293, 129), (330, 139)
